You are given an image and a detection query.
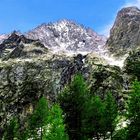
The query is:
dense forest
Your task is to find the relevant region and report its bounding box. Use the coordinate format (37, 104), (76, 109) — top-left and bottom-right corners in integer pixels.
(2, 74), (140, 140)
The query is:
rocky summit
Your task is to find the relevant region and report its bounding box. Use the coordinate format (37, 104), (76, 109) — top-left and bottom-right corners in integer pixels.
(0, 6), (140, 139)
(106, 6), (140, 56)
(26, 19), (106, 54)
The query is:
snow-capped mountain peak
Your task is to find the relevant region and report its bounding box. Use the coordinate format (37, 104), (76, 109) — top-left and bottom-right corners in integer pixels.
(26, 19), (106, 55)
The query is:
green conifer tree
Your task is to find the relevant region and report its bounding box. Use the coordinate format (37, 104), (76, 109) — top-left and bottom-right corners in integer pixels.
(28, 97), (49, 139)
(58, 74), (89, 140)
(82, 96), (105, 140)
(126, 80), (140, 140)
(82, 93), (118, 140)
(103, 93), (118, 139)
(3, 117), (19, 140)
(44, 104), (68, 140)
(27, 97), (68, 140)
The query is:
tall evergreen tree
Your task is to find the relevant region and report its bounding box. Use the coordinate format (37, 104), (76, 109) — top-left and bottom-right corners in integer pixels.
(126, 80), (140, 140)
(28, 97), (49, 139)
(103, 93), (118, 139)
(27, 97), (68, 140)
(58, 74), (119, 140)
(44, 104), (68, 140)
(82, 93), (118, 140)
(58, 74), (89, 140)
(3, 117), (19, 140)
(82, 96), (105, 140)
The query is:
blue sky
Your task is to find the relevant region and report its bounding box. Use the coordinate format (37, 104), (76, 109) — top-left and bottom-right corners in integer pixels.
(0, 0), (139, 35)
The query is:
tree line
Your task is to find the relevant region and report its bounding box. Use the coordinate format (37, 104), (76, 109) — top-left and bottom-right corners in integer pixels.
(3, 74), (140, 140)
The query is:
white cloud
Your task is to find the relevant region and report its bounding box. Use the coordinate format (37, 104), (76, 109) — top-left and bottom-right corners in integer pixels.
(99, 0), (140, 36)
(123, 0), (140, 8)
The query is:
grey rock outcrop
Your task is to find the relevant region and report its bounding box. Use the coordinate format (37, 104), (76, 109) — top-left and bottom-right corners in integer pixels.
(0, 32), (48, 60)
(106, 6), (140, 56)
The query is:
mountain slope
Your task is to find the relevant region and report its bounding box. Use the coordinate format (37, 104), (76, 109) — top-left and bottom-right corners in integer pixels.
(26, 19), (106, 54)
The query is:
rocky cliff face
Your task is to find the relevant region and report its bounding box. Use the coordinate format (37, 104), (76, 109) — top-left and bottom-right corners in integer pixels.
(0, 32), (48, 60)
(26, 19), (106, 54)
(0, 33), (124, 137)
(106, 6), (140, 56)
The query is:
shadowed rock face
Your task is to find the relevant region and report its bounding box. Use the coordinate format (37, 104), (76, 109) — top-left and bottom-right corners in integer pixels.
(0, 32), (48, 60)
(124, 48), (140, 81)
(0, 53), (124, 137)
(106, 7), (140, 56)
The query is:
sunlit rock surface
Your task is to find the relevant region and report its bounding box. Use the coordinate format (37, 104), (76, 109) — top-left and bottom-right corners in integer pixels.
(26, 19), (106, 54)
(106, 7), (140, 56)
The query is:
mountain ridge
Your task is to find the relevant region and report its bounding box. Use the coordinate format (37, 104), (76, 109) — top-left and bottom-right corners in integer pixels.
(0, 6), (140, 67)
(0, 19), (106, 54)
(26, 19), (106, 55)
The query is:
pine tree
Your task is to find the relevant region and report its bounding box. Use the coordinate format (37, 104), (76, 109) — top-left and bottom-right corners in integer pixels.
(103, 93), (118, 139)
(28, 97), (49, 139)
(126, 80), (140, 140)
(81, 93), (118, 140)
(58, 74), (119, 140)
(44, 104), (68, 140)
(27, 97), (68, 140)
(3, 117), (19, 140)
(82, 96), (105, 140)
(58, 74), (89, 140)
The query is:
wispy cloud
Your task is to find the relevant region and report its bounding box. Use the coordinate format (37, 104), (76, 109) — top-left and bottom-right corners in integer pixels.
(99, 21), (114, 37)
(100, 0), (140, 36)
(123, 0), (140, 8)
